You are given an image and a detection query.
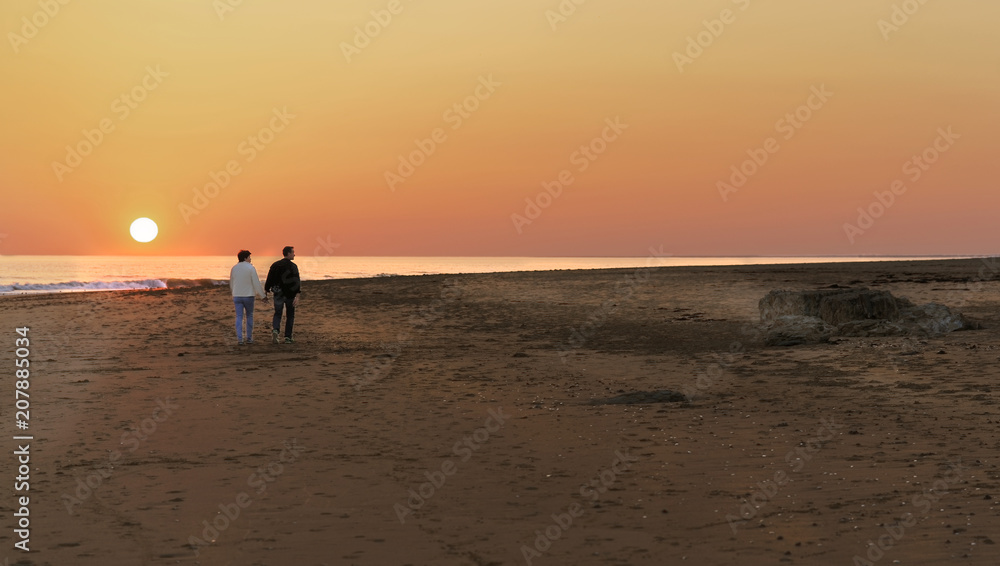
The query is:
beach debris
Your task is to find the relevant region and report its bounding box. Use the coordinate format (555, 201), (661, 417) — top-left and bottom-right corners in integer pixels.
(588, 390), (687, 405)
(759, 288), (976, 346)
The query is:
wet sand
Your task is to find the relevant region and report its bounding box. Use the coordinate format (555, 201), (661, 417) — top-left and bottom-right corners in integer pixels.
(0, 258), (998, 565)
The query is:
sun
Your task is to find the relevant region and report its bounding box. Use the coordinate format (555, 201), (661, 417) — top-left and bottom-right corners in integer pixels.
(130, 218), (158, 243)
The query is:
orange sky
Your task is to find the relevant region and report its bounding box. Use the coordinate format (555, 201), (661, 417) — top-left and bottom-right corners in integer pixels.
(0, 0), (997, 256)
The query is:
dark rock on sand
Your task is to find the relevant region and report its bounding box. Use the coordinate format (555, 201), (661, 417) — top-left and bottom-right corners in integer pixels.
(760, 315), (835, 346)
(759, 288), (906, 325)
(589, 390), (688, 405)
(759, 288), (975, 345)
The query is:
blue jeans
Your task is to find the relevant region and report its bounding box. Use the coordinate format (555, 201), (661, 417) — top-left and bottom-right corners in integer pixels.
(234, 296), (255, 342)
(273, 294), (295, 338)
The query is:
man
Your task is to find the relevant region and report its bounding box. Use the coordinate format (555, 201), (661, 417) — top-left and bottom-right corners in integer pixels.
(264, 246), (301, 344)
(229, 250), (266, 345)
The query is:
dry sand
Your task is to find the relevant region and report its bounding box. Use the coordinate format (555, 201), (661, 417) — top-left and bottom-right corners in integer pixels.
(0, 258), (998, 565)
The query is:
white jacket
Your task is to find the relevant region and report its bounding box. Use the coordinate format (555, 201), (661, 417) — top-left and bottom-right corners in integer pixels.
(230, 261), (266, 298)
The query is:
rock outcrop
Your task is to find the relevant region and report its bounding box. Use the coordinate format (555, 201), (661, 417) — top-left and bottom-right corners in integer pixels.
(759, 288), (975, 346)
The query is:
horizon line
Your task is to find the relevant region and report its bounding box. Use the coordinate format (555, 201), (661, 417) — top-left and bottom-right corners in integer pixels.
(0, 254), (990, 259)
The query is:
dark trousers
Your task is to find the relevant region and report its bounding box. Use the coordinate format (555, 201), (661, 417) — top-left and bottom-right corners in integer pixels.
(272, 295), (295, 338)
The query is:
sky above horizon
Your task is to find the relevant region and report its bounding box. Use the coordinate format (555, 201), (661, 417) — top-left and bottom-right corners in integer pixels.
(1, 0), (997, 257)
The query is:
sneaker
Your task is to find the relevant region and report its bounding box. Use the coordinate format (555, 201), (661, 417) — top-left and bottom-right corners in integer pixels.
(237, 341), (244, 346)
(272, 330), (280, 344)
(246, 339), (254, 344)
(284, 337), (295, 344)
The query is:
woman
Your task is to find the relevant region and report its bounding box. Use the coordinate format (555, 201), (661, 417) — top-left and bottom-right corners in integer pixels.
(230, 250), (266, 345)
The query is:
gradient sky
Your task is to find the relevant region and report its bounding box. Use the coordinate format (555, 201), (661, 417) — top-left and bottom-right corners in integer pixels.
(0, 0), (997, 256)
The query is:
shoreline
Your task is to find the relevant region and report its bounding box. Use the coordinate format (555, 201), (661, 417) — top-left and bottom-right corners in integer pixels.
(1, 256), (994, 298)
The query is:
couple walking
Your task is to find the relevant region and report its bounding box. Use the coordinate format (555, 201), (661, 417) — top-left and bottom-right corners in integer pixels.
(229, 246), (300, 345)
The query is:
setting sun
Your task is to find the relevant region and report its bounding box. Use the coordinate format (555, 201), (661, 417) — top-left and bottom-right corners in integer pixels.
(129, 217), (158, 243)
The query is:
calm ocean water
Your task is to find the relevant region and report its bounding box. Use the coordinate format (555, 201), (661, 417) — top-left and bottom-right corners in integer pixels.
(0, 255), (973, 295)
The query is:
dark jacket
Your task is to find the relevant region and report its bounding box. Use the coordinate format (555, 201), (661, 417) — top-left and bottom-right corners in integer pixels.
(264, 258), (301, 298)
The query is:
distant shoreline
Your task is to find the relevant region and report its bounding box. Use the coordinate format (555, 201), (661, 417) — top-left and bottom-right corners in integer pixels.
(1, 256), (994, 298)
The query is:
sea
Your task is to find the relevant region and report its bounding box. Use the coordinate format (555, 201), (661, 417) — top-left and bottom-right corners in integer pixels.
(0, 255), (975, 295)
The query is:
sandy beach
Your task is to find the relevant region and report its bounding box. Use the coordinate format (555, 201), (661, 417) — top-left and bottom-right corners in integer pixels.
(1, 258), (998, 565)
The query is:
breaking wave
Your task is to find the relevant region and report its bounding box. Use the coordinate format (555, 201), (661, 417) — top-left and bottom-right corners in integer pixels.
(0, 278), (226, 295)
